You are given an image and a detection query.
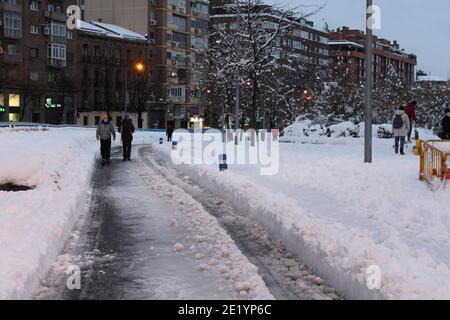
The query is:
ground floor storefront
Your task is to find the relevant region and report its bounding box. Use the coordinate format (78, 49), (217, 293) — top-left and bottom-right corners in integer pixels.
(0, 90), (76, 125)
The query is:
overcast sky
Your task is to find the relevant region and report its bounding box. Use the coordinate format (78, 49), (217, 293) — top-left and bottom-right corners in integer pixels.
(269, 0), (450, 79)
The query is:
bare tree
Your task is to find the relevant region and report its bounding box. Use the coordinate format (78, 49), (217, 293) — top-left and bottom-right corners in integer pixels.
(208, 0), (325, 129)
(128, 67), (154, 128)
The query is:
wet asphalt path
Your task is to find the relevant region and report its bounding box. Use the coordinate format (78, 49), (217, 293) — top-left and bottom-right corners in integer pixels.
(37, 144), (339, 300)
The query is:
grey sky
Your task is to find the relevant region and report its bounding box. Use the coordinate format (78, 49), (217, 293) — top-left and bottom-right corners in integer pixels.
(269, 0), (450, 79)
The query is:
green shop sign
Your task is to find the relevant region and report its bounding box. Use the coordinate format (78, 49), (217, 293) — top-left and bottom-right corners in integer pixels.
(45, 98), (62, 108)
(0, 106), (5, 112)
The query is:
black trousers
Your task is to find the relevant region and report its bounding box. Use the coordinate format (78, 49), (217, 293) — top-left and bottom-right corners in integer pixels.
(395, 136), (406, 153)
(122, 139), (132, 160)
(100, 139), (111, 160)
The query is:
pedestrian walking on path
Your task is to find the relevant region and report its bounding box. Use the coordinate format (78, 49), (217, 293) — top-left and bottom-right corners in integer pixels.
(166, 125), (174, 142)
(96, 114), (116, 166)
(120, 113), (135, 161)
(392, 106), (411, 155)
(405, 101), (417, 143)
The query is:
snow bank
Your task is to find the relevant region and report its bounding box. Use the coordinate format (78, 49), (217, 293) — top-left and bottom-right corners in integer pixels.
(0, 127), (97, 299)
(281, 119), (438, 144)
(152, 131), (450, 300)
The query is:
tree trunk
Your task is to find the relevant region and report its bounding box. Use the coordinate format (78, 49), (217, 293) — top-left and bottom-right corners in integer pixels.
(138, 111), (143, 129)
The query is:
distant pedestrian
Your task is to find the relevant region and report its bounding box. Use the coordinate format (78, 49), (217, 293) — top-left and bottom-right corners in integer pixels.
(96, 114), (116, 166)
(120, 113), (135, 161)
(405, 101), (417, 143)
(440, 108), (450, 139)
(392, 106), (411, 155)
(166, 125), (174, 142)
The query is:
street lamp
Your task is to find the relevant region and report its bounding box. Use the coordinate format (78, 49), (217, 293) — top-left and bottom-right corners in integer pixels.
(125, 61), (146, 112)
(364, 0), (373, 163)
(135, 62), (145, 73)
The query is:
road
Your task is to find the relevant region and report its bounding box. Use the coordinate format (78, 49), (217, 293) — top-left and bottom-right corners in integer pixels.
(35, 145), (339, 300)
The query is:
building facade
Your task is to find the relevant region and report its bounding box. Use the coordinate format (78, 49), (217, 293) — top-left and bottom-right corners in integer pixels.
(209, 2), (331, 78)
(84, 0), (210, 129)
(75, 20), (150, 128)
(329, 27), (417, 85)
(0, 0), (78, 124)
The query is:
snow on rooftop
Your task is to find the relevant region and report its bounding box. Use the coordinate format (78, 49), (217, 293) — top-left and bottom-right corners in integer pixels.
(328, 40), (364, 48)
(91, 21), (147, 41)
(76, 20), (146, 42)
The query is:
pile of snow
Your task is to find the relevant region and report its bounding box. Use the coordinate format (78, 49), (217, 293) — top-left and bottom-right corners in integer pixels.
(152, 130), (450, 299)
(0, 127), (97, 299)
(281, 119), (438, 144)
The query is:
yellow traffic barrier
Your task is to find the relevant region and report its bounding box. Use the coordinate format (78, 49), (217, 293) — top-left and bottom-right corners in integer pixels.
(419, 140), (450, 186)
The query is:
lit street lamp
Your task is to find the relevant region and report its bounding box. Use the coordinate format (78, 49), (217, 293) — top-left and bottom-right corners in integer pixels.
(125, 61), (146, 113)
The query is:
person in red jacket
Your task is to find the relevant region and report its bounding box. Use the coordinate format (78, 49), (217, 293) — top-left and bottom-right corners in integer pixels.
(405, 101), (417, 143)
(120, 113), (135, 161)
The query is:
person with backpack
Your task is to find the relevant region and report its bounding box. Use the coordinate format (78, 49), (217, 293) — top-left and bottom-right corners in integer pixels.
(96, 114), (116, 166)
(120, 113), (135, 161)
(441, 108), (450, 139)
(392, 106), (411, 155)
(405, 101), (417, 143)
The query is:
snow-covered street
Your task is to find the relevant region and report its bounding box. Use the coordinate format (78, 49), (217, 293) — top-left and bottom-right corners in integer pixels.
(34, 143), (338, 300)
(2, 126), (450, 300)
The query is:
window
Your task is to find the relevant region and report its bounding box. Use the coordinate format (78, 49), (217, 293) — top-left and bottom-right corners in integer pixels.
(47, 43), (66, 60)
(9, 113), (19, 122)
(30, 0), (39, 10)
(30, 25), (39, 35)
(4, 12), (22, 38)
(48, 72), (56, 82)
(7, 44), (17, 55)
(168, 31), (187, 43)
(168, 13), (187, 30)
(95, 116), (100, 125)
(9, 94), (21, 107)
(292, 40), (303, 50)
(50, 22), (66, 37)
(30, 71), (39, 81)
(167, 86), (185, 97)
(67, 30), (73, 40)
(30, 48), (39, 58)
(83, 116), (88, 126)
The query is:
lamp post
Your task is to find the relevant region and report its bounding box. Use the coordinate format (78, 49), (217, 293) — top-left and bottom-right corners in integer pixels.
(125, 62), (146, 113)
(364, 0), (373, 163)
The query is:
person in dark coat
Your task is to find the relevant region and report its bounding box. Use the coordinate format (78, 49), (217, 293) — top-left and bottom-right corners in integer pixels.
(166, 125), (174, 142)
(441, 108), (450, 139)
(96, 114), (116, 166)
(120, 113), (135, 161)
(405, 101), (417, 143)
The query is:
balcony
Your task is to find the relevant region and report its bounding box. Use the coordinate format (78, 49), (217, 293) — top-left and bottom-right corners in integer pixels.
(45, 10), (67, 22)
(3, 52), (22, 64)
(167, 96), (186, 103)
(3, 28), (22, 39)
(167, 58), (187, 69)
(0, 2), (22, 13)
(47, 58), (67, 68)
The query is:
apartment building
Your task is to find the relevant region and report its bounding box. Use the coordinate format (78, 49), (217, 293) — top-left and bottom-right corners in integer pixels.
(75, 20), (150, 128)
(209, 2), (331, 77)
(0, 0), (78, 124)
(84, 0), (210, 129)
(329, 27), (417, 85)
